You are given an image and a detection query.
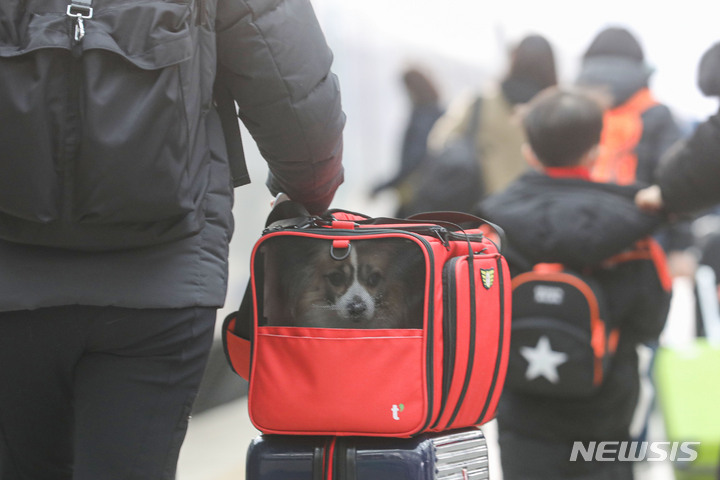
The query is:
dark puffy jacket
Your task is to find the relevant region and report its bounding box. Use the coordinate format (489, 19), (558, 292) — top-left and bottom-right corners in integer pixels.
(477, 171), (665, 441)
(0, 0), (344, 311)
(656, 109), (720, 213)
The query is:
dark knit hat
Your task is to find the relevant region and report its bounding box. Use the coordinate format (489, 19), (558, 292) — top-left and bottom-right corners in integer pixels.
(583, 27), (644, 63)
(698, 42), (720, 97)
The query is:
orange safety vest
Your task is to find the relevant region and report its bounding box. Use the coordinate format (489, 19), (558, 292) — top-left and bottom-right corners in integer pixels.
(591, 88), (659, 185)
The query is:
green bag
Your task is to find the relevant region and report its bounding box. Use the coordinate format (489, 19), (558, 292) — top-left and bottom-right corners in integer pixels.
(655, 267), (720, 479)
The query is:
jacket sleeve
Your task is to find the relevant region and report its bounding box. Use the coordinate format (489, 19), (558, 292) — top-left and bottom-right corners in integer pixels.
(637, 104), (682, 184)
(531, 197), (663, 268)
(214, 0), (345, 214)
(657, 110), (720, 214)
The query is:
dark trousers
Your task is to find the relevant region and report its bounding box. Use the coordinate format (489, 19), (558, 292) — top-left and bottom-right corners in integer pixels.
(498, 428), (635, 480)
(0, 306), (216, 480)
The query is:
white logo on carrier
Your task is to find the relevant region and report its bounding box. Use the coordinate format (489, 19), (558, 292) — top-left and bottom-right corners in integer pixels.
(391, 403), (404, 421)
(533, 285), (565, 305)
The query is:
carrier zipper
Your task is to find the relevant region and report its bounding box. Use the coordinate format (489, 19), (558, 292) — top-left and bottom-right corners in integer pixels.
(431, 257), (460, 429)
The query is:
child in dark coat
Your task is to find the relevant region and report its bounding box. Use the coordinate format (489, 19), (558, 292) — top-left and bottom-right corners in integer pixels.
(478, 87), (670, 480)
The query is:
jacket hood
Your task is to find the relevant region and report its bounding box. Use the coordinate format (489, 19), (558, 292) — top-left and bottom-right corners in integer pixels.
(576, 55), (653, 107)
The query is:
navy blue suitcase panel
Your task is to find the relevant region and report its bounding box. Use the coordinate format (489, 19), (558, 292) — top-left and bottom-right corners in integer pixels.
(246, 428), (489, 480)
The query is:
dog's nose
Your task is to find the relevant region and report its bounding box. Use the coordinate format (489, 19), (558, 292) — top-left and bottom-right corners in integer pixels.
(347, 296), (367, 319)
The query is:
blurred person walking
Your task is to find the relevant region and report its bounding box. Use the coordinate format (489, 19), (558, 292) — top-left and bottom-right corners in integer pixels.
(576, 26), (690, 450)
(371, 66), (444, 218)
(636, 41), (720, 216)
(427, 33), (558, 199)
(576, 26), (692, 265)
(635, 40), (720, 480)
(0, 1), (344, 479)
(576, 26), (683, 187)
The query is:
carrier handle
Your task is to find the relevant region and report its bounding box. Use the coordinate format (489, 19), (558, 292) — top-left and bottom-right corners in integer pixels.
(407, 211), (506, 252)
(324, 209), (506, 251)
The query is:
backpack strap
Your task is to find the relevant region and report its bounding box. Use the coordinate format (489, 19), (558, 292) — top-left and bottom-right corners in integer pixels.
(214, 81), (250, 188)
(601, 238), (672, 292)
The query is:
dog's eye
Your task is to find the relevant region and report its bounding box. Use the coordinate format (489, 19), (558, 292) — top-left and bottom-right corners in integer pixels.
(326, 271), (345, 287)
(366, 271), (382, 287)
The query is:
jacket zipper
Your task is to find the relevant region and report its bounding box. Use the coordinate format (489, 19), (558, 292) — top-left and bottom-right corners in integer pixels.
(62, 3), (91, 222)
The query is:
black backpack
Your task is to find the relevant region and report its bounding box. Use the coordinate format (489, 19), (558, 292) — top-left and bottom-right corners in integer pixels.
(506, 264), (619, 398)
(0, 0), (245, 251)
(505, 238), (672, 398)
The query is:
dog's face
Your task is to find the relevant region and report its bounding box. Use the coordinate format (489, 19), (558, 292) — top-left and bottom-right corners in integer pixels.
(300, 245), (385, 324)
(260, 238), (425, 329)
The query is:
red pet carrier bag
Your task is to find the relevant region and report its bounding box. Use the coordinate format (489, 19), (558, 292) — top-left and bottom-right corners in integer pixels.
(222, 206), (511, 437)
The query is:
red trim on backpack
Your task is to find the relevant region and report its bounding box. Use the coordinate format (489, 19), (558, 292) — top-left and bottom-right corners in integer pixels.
(603, 238), (672, 292)
(533, 263), (565, 273)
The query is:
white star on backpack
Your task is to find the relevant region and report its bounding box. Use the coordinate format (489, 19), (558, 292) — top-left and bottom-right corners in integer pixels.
(520, 335), (568, 384)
